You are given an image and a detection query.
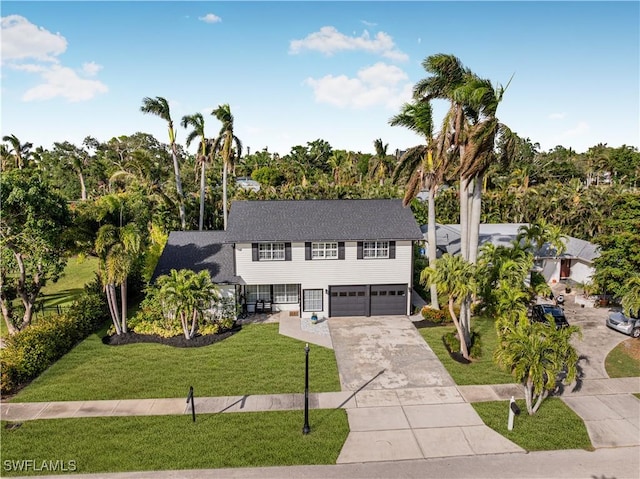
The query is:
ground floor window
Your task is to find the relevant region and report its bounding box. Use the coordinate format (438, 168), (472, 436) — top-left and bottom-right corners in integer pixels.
(303, 289), (323, 312)
(273, 284), (299, 303)
(245, 285), (271, 303)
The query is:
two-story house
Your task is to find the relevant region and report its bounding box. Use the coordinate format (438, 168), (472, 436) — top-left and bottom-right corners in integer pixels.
(153, 199), (423, 318)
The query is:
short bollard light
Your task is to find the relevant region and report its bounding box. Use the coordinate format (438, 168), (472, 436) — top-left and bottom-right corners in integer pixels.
(302, 343), (311, 435)
(187, 386), (196, 422)
(508, 395), (520, 431)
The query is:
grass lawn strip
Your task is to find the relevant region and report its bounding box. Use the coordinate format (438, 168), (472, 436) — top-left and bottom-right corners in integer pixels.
(604, 338), (640, 378)
(13, 323), (341, 402)
(416, 316), (515, 385)
(472, 398), (593, 451)
(0, 409), (349, 476)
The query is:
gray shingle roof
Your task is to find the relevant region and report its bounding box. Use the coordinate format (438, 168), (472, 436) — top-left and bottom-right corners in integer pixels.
(225, 199), (423, 242)
(151, 231), (238, 284)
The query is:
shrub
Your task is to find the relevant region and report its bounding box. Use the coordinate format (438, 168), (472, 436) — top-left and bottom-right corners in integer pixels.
(0, 290), (108, 395)
(421, 305), (458, 324)
(442, 330), (482, 359)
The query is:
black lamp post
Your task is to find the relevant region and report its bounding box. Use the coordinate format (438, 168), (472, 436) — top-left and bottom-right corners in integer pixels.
(302, 342), (310, 435)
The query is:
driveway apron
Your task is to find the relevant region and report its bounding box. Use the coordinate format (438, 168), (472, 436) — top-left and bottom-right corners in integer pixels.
(328, 315), (455, 391)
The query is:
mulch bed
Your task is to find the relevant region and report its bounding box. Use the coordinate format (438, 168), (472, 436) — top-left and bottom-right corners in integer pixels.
(102, 325), (242, 348)
(412, 319), (454, 329)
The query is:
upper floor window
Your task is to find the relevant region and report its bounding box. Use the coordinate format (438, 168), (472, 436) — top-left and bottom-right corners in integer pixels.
(363, 241), (389, 259)
(259, 242), (285, 261)
(312, 242), (338, 259)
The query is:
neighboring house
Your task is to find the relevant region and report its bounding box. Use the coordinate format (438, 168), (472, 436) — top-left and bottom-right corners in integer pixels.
(235, 177), (261, 192)
(153, 199), (423, 318)
(421, 223), (600, 285)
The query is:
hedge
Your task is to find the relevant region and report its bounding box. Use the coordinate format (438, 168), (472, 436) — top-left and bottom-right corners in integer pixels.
(1, 290), (108, 395)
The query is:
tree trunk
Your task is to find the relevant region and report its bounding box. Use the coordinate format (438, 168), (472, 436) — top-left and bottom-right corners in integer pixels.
(468, 174), (483, 264)
(532, 388), (547, 414)
(189, 309), (198, 339)
(427, 188), (439, 309)
(181, 312), (190, 339)
(0, 291), (17, 336)
(524, 378), (534, 415)
(79, 172), (87, 201)
(170, 141), (187, 230)
(449, 298), (470, 360)
(120, 280), (127, 333)
(222, 162), (228, 231)
(199, 160), (206, 231)
(106, 284), (122, 335)
(459, 177), (470, 261)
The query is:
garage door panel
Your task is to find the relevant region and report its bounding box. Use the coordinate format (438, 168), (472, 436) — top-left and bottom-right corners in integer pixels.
(371, 284), (407, 316)
(330, 286), (366, 317)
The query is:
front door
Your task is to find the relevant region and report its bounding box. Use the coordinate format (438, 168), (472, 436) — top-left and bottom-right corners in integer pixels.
(560, 259), (571, 279)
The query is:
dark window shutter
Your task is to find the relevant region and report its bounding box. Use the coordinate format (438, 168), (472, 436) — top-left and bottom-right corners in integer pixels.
(338, 242), (345, 260)
(389, 241), (396, 259)
(357, 241), (363, 259)
(305, 242), (312, 260)
(285, 242), (292, 261)
(252, 243), (259, 261)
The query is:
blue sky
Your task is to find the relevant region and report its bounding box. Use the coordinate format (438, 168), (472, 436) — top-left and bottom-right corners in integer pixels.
(2, 1), (639, 156)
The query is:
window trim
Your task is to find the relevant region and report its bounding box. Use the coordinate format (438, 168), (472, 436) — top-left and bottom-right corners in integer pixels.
(311, 241), (339, 260)
(362, 241), (390, 259)
(258, 242), (285, 261)
(303, 289), (324, 312)
(245, 285), (271, 303)
(273, 284), (299, 304)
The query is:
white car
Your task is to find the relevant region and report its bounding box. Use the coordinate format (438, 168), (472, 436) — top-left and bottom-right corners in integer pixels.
(606, 311), (640, 338)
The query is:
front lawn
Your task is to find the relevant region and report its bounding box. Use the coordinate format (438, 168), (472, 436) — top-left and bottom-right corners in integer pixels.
(1, 409), (349, 476)
(605, 338), (640, 378)
(472, 398), (593, 451)
(12, 323), (341, 402)
(416, 316), (514, 385)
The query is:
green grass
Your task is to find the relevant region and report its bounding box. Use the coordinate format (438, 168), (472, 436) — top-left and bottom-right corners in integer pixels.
(12, 323), (341, 402)
(472, 398), (593, 451)
(416, 316), (514, 385)
(0, 409), (349, 476)
(0, 256), (99, 337)
(605, 340), (640, 378)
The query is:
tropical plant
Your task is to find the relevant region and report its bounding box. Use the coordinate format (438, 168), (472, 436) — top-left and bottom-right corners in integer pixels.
(181, 112), (210, 231)
(494, 317), (581, 415)
(211, 104), (242, 230)
(155, 269), (219, 339)
(95, 223), (143, 335)
(420, 254), (476, 359)
(621, 275), (640, 317)
(140, 96), (187, 229)
(2, 134), (33, 170)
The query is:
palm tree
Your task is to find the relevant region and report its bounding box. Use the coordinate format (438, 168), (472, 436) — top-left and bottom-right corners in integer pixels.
(156, 269), (218, 339)
(140, 96), (187, 230)
(420, 254), (476, 359)
(95, 223), (142, 335)
(369, 138), (390, 186)
(494, 318), (581, 415)
(621, 276), (640, 318)
(181, 113), (210, 231)
(211, 104), (242, 230)
(390, 100), (449, 310)
(2, 134), (33, 170)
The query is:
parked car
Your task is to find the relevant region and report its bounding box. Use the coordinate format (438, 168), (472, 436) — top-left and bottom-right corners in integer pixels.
(531, 304), (569, 329)
(606, 311), (640, 338)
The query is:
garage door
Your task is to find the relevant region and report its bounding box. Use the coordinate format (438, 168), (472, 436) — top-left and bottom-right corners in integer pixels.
(370, 284), (407, 316)
(329, 285), (367, 317)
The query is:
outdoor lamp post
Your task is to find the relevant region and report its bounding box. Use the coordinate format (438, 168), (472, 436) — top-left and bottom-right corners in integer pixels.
(303, 342), (310, 435)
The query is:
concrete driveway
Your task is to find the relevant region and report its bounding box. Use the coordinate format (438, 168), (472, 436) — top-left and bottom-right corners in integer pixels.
(328, 315), (455, 391)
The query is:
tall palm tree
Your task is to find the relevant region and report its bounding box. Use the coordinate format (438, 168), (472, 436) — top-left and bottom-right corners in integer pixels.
(2, 134), (33, 170)
(140, 96), (187, 230)
(420, 254), (476, 359)
(369, 138), (390, 185)
(181, 113), (210, 231)
(95, 223), (142, 335)
(211, 104), (242, 230)
(390, 100), (448, 309)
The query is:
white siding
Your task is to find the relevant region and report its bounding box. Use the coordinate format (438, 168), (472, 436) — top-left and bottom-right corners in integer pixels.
(235, 241), (413, 317)
(569, 260), (594, 284)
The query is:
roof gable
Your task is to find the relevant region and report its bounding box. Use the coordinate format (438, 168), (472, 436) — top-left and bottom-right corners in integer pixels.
(225, 199), (423, 242)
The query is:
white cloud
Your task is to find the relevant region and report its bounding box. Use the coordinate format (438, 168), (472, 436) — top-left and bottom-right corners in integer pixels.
(289, 26), (408, 62)
(561, 121), (590, 138)
(82, 61), (103, 76)
(304, 62), (411, 109)
(199, 13), (222, 24)
(361, 20), (377, 27)
(7, 63), (46, 73)
(1, 15), (67, 63)
(23, 64), (108, 102)
(548, 112), (566, 120)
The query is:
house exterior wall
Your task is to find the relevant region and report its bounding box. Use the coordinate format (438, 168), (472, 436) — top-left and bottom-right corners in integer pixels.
(540, 258), (594, 285)
(234, 240), (413, 317)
